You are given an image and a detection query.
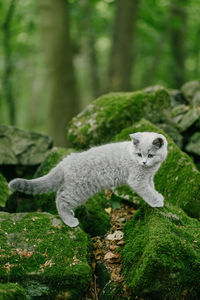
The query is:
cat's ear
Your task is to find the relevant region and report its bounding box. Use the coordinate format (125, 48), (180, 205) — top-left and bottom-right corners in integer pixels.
(129, 133), (140, 146)
(152, 137), (164, 149)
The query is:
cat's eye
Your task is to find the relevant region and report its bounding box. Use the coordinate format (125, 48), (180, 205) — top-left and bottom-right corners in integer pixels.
(148, 154), (154, 158)
(137, 153), (142, 157)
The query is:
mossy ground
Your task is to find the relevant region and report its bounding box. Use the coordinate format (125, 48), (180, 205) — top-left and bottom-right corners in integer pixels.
(0, 173), (9, 208)
(115, 119), (200, 218)
(67, 86), (171, 149)
(0, 282), (27, 300)
(0, 212), (92, 299)
(121, 203), (200, 299)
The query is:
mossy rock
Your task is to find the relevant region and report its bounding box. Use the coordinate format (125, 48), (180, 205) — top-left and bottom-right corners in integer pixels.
(121, 203), (200, 299)
(0, 212), (92, 300)
(34, 147), (110, 236)
(0, 173), (9, 208)
(67, 86), (172, 149)
(34, 147), (74, 213)
(0, 283), (27, 300)
(115, 119), (200, 218)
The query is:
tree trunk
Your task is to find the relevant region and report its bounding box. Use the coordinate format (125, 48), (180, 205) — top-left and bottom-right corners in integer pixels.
(108, 0), (139, 92)
(38, 0), (79, 147)
(170, 0), (187, 88)
(2, 0), (16, 125)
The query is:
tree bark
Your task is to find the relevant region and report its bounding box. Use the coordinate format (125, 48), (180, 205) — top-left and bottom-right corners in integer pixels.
(2, 0), (16, 125)
(170, 0), (187, 88)
(108, 0), (139, 92)
(38, 0), (79, 147)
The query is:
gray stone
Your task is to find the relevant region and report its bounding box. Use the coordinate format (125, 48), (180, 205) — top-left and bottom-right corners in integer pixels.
(177, 106), (200, 132)
(171, 104), (189, 118)
(0, 125), (53, 165)
(169, 89), (186, 106)
(185, 132), (200, 156)
(193, 91), (200, 106)
(181, 80), (200, 104)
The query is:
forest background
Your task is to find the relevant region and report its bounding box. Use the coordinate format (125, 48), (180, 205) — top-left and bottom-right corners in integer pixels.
(0, 0), (199, 146)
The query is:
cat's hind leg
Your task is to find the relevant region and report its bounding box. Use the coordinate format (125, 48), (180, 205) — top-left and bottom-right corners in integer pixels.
(56, 189), (79, 227)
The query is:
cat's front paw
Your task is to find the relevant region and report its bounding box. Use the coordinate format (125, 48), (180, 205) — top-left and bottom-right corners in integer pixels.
(149, 194), (164, 208)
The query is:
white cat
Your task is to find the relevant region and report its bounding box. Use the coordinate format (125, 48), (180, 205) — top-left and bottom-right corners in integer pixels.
(9, 132), (168, 227)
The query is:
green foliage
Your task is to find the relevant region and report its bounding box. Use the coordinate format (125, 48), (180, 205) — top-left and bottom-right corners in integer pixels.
(1, 0), (200, 132)
(0, 283), (27, 300)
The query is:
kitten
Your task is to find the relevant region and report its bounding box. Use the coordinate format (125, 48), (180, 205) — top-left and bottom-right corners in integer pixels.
(9, 132), (168, 227)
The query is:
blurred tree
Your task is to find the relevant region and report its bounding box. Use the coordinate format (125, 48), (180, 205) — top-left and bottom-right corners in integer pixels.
(108, 0), (139, 91)
(38, 0), (79, 146)
(81, 0), (100, 98)
(2, 0), (16, 125)
(170, 0), (187, 88)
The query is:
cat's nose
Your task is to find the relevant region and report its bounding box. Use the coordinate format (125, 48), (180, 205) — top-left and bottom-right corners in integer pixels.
(143, 161), (146, 165)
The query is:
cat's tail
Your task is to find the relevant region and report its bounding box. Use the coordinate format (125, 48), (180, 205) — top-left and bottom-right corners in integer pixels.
(8, 162), (64, 195)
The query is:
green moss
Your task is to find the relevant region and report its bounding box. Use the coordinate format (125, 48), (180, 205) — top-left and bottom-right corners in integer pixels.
(0, 212), (92, 299)
(75, 193), (110, 237)
(115, 119), (200, 218)
(67, 86), (171, 149)
(0, 173), (9, 208)
(121, 203), (200, 299)
(0, 283), (27, 300)
(34, 147), (75, 213)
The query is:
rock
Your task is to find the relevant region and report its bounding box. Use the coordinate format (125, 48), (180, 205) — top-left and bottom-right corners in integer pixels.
(169, 89), (186, 106)
(67, 86), (172, 149)
(0, 212), (92, 299)
(185, 132), (200, 156)
(0, 282), (27, 300)
(171, 104), (189, 118)
(0, 173), (9, 207)
(0, 125), (53, 165)
(106, 230), (124, 241)
(115, 119), (200, 218)
(193, 91), (200, 106)
(177, 106), (200, 132)
(181, 80), (200, 104)
(121, 203), (200, 299)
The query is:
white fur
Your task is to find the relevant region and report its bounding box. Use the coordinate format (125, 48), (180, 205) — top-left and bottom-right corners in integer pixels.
(9, 132), (168, 227)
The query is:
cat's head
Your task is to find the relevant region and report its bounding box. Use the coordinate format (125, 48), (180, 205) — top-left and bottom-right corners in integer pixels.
(129, 132), (168, 167)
